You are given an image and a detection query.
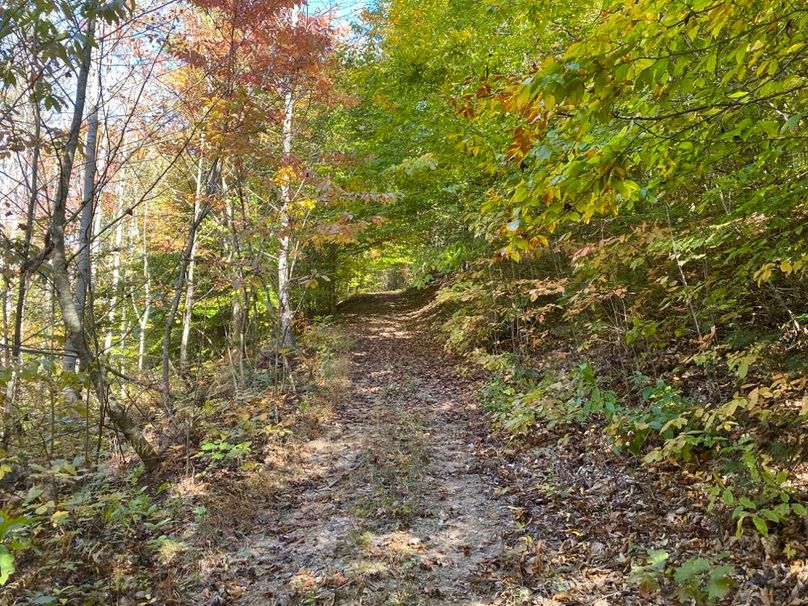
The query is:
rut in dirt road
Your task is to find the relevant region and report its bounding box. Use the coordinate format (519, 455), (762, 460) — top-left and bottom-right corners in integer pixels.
(238, 293), (515, 605)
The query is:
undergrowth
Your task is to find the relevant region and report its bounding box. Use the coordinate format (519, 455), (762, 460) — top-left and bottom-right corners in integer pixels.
(0, 318), (351, 605)
(432, 223), (808, 604)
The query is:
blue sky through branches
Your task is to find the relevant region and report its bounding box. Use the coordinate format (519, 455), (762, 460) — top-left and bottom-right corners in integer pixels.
(307, 0), (369, 22)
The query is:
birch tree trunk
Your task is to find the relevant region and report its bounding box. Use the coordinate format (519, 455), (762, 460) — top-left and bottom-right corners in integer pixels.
(277, 86), (296, 349)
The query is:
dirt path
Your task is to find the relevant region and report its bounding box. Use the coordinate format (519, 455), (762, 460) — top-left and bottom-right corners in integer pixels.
(237, 293), (514, 605)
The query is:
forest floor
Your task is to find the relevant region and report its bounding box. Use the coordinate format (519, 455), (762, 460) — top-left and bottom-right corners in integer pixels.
(190, 291), (805, 606)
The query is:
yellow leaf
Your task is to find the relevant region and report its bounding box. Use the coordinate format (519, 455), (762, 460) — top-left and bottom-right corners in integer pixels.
(753, 262), (774, 284)
(51, 511), (69, 525)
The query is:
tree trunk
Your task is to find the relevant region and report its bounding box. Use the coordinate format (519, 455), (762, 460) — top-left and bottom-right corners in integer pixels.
(137, 204), (152, 372)
(48, 16), (159, 471)
(2, 257), (10, 368)
(104, 183), (126, 354)
(224, 197), (242, 383)
(277, 86), (296, 349)
(3, 98), (42, 445)
(66, 65), (100, 374)
(180, 153), (204, 369)
(161, 159), (217, 405)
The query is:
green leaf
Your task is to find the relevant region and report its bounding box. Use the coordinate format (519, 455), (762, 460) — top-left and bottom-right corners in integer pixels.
(674, 558), (710, 582)
(0, 545), (14, 585)
(760, 509), (780, 523)
(705, 52), (717, 74)
(780, 113), (802, 133)
(751, 515), (768, 536)
(648, 548), (669, 568)
(706, 564), (734, 599)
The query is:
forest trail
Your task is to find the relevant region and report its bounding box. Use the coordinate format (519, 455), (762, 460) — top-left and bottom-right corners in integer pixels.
(237, 292), (515, 605)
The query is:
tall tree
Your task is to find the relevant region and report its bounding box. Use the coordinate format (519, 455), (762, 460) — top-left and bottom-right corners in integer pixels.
(47, 6), (159, 470)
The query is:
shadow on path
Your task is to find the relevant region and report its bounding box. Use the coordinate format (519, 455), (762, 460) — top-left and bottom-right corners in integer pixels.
(237, 291), (514, 605)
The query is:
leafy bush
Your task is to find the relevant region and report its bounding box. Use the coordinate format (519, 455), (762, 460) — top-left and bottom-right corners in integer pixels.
(196, 439), (252, 468)
(630, 549), (734, 605)
(486, 356), (807, 538)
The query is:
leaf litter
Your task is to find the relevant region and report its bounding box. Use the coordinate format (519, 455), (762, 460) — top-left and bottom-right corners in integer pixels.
(195, 292), (808, 605)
